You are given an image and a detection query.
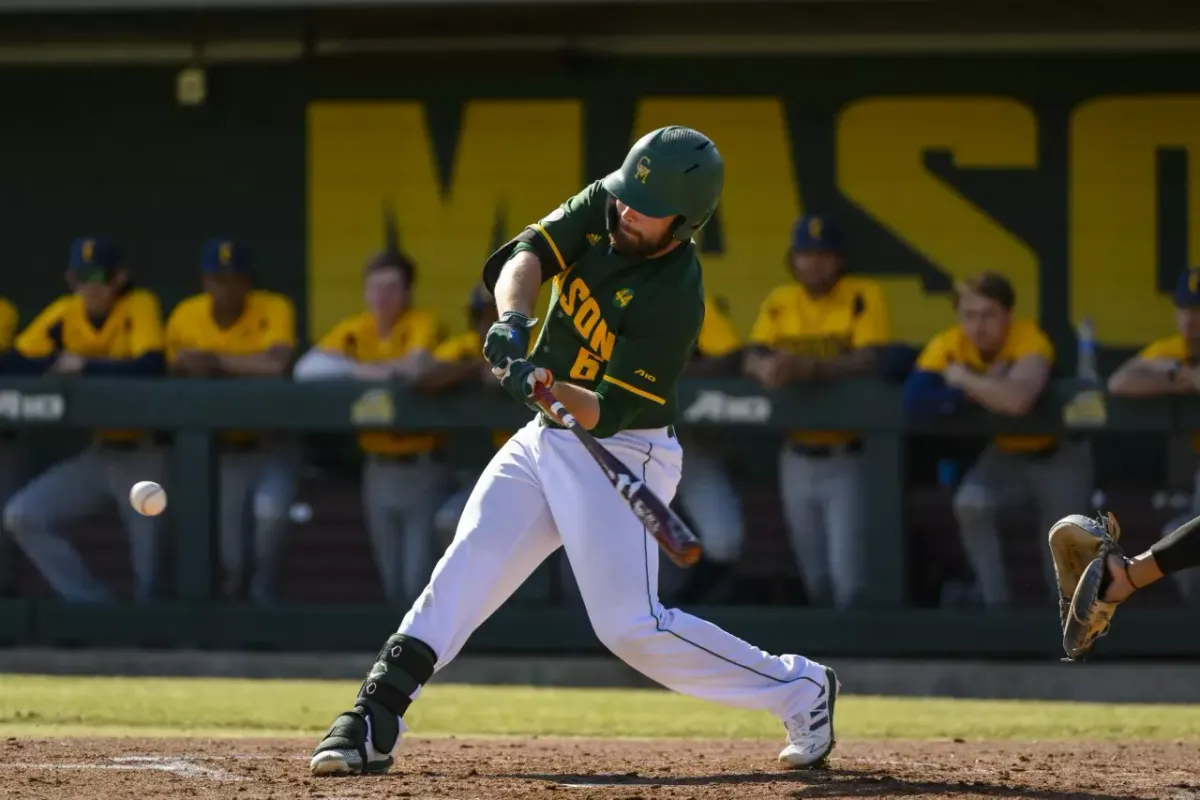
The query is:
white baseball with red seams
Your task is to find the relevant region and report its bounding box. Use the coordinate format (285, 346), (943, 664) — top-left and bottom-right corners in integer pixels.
(129, 481), (167, 517)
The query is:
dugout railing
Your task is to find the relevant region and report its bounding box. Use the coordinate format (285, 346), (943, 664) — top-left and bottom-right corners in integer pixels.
(0, 376), (1192, 659)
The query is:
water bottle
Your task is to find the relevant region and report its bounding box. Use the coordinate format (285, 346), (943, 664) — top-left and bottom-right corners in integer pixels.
(1077, 316), (1099, 384)
(1064, 316), (1106, 428)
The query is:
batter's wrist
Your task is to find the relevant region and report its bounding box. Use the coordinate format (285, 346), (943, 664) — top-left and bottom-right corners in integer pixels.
(499, 311), (537, 329)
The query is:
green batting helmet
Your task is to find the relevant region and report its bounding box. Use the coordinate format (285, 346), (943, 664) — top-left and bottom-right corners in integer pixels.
(601, 126), (724, 243)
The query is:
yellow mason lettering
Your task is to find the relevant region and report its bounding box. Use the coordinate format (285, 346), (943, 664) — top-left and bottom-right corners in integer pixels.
(837, 97), (1039, 343)
(1070, 95), (1200, 346)
(307, 99), (583, 340)
(559, 276), (590, 316)
(574, 297), (602, 338)
(632, 98), (801, 334)
(589, 318), (615, 362)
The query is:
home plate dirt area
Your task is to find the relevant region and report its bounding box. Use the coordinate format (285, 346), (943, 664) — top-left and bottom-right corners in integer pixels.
(0, 737), (1196, 800)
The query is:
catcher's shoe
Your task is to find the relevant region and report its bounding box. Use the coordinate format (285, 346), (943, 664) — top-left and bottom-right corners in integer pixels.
(778, 666), (839, 769)
(310, 705), (404, 777)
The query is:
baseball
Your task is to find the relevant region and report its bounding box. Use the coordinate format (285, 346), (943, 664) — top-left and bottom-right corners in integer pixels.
(129, 481), (167, 517)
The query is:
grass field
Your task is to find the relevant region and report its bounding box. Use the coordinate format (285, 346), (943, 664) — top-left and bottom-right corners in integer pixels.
(0, 674), (1198, 741)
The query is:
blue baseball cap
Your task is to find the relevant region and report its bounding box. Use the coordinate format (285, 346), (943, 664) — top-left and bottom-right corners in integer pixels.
(68, 237), (121, 281)
(790, 214), (845, 253)
(469, 284), (491, 315)
(1175, 268), (1200, 308)
(200, 238), (250, 274)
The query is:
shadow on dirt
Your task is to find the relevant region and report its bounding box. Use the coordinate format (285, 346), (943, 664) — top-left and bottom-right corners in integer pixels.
(498, 766), (1152, 800)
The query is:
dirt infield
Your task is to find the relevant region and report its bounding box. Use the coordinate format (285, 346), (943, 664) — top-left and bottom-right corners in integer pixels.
(0, 736), (1197, 800)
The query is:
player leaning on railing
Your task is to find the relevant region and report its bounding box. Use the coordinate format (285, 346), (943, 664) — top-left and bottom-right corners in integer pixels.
(309, 126), (840, 778)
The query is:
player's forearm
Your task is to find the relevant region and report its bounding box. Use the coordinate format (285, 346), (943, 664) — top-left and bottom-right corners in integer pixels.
(292, 349), (358, 381)
(411, 360), (482, 392)
(958, 373), (1042, 416)
(548, 381), (601, 430)
(1146, 513), (1200, 582)
(387, 350), (433, 380)
(493, 250), (543, 318)
(807, 348), (877, 381)
(217, 349), (293, 377)
(1107, 365), (1190, 397)
(1125, 551), (1165, 590)
(82, 352), (165, 376)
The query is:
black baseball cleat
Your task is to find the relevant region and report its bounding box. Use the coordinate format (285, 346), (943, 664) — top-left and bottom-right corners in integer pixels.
(310, 705), (402, 777)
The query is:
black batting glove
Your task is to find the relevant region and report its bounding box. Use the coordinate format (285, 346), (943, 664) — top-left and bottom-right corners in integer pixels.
(483, 311), (537, 369)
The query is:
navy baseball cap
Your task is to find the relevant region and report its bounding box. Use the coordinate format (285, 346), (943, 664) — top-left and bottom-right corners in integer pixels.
(1175, 268), (1200, 308)
(68, 237), (121, 282)
(469, 283), (493, 315)
(791, 214), (845, 253)
(200, 238), (250, 274)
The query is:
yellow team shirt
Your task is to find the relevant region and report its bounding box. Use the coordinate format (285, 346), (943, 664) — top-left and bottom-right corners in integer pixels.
(750, 277), (889, 447)
(1136, 335), (1200, 451)
(166, 290), (297, 443)
(0, 298), (17, 351)
(433, 330), (513, 451)
(18, 288), (163, 361)
(17, 287), (164, 441)
(916, 318), (1055, 454)
(166, 290), (296, 362)
(319, 309), (444, 456)
(696, 296), (741, 358)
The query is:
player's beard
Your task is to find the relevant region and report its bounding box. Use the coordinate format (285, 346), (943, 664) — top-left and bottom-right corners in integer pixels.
(610, 225), (673, 258)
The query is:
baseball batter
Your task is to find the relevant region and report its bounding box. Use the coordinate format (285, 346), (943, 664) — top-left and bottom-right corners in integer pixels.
(310, 127), (839, 777)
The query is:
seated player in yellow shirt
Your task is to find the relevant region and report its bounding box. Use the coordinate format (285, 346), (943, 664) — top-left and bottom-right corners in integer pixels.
(166, 238), (299, 604)
(1108, 267), (1200, 602)
(744, 214), (889, 608)
(903, 271), (1092, 608)
(2, 237), (166, 604)
(293, 249), (448, 606)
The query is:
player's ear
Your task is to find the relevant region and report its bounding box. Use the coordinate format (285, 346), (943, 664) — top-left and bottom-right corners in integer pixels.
(65, 270), (78, 291)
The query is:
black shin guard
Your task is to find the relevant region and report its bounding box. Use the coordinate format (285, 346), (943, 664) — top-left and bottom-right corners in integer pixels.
(315, 634), (437, 764)
(355, 634), (437, 753)
(1150, 514), (1200, 577)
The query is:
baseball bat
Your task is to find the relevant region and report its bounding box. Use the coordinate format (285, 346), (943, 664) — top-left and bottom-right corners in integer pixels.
(531, 383), (703, 569)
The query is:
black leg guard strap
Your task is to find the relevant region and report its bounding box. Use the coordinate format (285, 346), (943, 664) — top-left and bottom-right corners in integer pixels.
(353, 634), (437, 756)
(1150, 514), (1200, 576)
(357, 633), (437, 717)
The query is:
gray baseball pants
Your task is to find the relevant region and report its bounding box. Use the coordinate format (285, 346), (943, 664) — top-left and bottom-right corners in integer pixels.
(363, 453), (451, 606)
(2, 442), (165, 602)
(778, 442), (868, 608)
(953, 439), (1094, 608)
(217, 443), (298, 604)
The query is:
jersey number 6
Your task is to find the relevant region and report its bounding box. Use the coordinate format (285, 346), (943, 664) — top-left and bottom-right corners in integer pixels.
(569, 347), (602, 381)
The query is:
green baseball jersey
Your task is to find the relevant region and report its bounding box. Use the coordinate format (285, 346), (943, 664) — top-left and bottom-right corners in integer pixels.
(525, 180), (705, 434)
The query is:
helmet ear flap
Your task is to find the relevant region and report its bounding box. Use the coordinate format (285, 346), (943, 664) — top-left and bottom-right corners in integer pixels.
(668, 214), (688, 241)
(674, 209), (714, 243)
